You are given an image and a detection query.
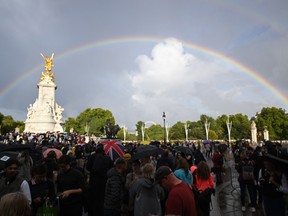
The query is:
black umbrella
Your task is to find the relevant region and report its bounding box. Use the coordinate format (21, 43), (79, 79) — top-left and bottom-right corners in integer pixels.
(0, 151), (20, 170)
(131, 145), (163, 161)
(0, 143), (31, 153)
(261, 153), (288, 171)
(174, 146), (193, 155)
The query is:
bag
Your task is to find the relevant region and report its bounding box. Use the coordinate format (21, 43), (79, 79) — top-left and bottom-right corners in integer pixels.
(242, 164), (254, 181)
(36, 206), (58, 216)
(192, 186), (213, 215)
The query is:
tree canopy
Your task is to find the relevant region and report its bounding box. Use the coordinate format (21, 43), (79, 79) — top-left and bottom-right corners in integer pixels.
(64, 108), (115, 136)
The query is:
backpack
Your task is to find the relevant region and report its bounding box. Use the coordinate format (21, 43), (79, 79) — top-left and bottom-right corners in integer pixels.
(242, 162), (254, 181)
(192, 186), (214, 214)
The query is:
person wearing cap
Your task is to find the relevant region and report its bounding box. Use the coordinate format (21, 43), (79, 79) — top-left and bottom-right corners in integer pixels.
(155, 166), (197, 216)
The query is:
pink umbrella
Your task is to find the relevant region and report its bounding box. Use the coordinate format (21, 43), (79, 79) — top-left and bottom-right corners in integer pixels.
(43, 148), (63, 159)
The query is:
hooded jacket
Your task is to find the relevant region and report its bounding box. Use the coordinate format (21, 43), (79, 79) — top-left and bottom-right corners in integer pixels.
(129, 177), (164, 216)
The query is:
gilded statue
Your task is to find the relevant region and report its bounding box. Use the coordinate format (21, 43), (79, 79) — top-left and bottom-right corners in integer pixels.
(40, 53), (55, 83)
(41, 53), (54, 71)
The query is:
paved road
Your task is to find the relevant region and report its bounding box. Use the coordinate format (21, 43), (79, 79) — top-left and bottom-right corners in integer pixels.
(208, 152), (264, 216)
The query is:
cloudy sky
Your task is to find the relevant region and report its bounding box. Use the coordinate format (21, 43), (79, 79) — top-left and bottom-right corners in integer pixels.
(1, 0), (288, 130)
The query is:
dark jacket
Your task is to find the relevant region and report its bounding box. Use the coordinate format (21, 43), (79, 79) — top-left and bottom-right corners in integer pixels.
(104, 167), (125, 210)
(0, 175), (24, 198)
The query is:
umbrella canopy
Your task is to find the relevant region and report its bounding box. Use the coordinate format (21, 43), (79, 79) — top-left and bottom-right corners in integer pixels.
(0, 143), (31, 153)
(99, 139), (124, 161)
(174, 146), (193, 155)
(43, 148), (63, 159)
(0, 151), (20, 170)
(131, 145), (163, 161)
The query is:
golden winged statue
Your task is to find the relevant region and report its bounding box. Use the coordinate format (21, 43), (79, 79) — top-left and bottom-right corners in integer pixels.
(40, 53), (55, 83)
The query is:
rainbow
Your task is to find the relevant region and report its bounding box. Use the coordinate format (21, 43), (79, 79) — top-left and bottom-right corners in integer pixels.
(1, 36), (287, 107)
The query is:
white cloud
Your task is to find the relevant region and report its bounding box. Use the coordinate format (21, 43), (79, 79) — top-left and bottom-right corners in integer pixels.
(129, 38), (233, 122)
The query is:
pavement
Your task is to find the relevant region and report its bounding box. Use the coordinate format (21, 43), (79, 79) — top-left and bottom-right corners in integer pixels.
(207, 152), (265, 216)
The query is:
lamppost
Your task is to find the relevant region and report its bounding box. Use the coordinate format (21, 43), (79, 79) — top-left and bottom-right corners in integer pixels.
(162, 112), (166, 144)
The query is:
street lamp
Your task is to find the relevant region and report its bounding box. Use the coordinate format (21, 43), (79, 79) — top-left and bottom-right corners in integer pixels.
(162, 112), (166, 144)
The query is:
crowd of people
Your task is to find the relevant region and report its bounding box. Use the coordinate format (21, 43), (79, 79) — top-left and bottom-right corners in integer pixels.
(0, 131), (288, 216)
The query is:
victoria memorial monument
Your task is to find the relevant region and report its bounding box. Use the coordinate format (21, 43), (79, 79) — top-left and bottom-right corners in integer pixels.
(24, 53), (64, 133)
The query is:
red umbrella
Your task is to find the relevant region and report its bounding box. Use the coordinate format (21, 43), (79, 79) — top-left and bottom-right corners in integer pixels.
(43, 148), (63, 159)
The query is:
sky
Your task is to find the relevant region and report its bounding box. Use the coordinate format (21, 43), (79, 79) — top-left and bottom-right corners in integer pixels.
(1, 0), (288, 131)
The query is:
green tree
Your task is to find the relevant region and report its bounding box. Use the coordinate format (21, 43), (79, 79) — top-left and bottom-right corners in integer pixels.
(209, 130), (218, 140)
(255, 107), (288, 140)
(1, 115), (16, 134)
(170, 121), (185, 140)
(189, 121), (205, 140)
(64, 117), (79, 132)
(64, 108), (115, 136)
(215, 115), (228, 140)
(0, 112), (4, 124)
(199, 115), (218, 140)
(230, 114), (250, 140)
(135, 121), (145, 140)
(145, 124), (164, 141)
(15, 121), (25, 132)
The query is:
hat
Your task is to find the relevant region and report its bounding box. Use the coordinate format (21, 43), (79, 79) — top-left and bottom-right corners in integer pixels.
(155, 166), (172, 183)
(190, 165), (197, 174)
(123, 153), (131, 160)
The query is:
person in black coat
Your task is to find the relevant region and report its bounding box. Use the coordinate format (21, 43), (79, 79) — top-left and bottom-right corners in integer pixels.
(104, 158), (127, 216)
(57, 155), (86, 216)
(87, 144), (113, 216)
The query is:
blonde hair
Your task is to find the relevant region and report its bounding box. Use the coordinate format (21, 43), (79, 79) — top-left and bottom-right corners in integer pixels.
(141, 163), (155, 179)
(0, 192), (31, 216)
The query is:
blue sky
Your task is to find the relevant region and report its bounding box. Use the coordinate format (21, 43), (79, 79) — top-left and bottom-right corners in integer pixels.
(0, 0), (288, 130)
